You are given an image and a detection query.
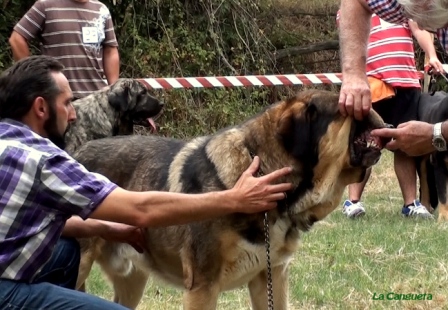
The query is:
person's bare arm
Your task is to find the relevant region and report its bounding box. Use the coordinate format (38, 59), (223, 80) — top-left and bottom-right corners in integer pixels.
(103, 46), (120, 85)
(338, 0), (372, 120)
(63, 216), (146, 252)
(9, 31), (31, 61)
(409, 20), (444, 73)
(90, 156), (292, 227)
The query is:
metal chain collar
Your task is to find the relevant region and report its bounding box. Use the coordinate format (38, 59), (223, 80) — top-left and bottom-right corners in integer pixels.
(263, 211), (274, 310)
(249, 151), (274, 310)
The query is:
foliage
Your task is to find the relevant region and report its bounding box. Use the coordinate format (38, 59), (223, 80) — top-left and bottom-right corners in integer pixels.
(0, 0), (340, 138)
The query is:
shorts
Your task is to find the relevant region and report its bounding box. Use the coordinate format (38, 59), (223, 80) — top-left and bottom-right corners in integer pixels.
(372, 87), (420, 128)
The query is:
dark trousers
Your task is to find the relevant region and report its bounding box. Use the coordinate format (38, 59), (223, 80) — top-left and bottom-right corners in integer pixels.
(0, 238), (129, 310)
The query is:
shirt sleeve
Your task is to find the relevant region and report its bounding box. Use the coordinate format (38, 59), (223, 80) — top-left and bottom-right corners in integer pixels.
(13, 0), (46, 41)
(366, 0), (406, 25)
(436, 28), (448, 55)
(38, 153), (118, 220)
(102, 7), (118, 47)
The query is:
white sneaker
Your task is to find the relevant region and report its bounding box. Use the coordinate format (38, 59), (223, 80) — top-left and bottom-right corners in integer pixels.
(401, 200), (434, 219)
(342, 200), (366, 218)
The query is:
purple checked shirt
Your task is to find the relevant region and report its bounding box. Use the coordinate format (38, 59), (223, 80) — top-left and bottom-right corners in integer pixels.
(0, 119), (117, 282)
(367, 0), (448, 53)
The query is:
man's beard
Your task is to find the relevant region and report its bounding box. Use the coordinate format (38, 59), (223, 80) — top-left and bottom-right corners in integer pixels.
(43, 105), (67, 149)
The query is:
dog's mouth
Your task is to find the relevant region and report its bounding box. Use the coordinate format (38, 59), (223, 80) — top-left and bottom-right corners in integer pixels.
(146, 117), (157, 132)
(349, 117), (392, 167)
(132, 108), (164, 133)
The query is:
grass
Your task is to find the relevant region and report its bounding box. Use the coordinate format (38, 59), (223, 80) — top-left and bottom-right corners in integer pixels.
(85, 150), (448, 309)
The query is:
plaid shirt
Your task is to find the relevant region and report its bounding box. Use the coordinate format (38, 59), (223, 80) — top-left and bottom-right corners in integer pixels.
(0, 119), (117, 282)
(367, 0), (448, 53)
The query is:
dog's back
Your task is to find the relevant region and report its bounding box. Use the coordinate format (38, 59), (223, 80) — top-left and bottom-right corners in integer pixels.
(74, 135), (185, 190)
(418, 91), (448, 123)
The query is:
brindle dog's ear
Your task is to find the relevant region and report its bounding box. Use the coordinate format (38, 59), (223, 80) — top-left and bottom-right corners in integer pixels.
(108, 80), (136, 112)
(277, 100), (318, 160)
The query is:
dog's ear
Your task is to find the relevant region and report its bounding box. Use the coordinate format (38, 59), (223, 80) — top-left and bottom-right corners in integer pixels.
(108, 80), (136, 112)
(277, 100), (318, 160)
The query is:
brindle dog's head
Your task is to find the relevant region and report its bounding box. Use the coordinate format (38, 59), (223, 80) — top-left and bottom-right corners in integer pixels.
(107, 78), (164, 134)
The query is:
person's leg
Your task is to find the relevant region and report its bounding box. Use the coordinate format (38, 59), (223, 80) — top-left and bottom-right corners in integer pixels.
(394, 150), (417, 205)
(395, 150), (433, 218)
(342, 168), (372, 218)
(33, 237), (80, 289)
(383, 88), (433, 218)
(0, 279), (130, 310)
(348, 167), (372, 202)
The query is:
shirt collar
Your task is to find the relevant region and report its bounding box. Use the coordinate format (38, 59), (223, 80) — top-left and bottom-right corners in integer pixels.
(0, 118), (32, 130)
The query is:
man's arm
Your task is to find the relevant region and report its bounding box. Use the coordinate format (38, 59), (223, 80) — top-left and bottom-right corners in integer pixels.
(103, 46), (120, 85)
(90, 157), (292, 227)
(338, 0), (372, 120)
(9, 31), (31, 61)
(409, 20), (444, 73)
(63, 216), (146, 252)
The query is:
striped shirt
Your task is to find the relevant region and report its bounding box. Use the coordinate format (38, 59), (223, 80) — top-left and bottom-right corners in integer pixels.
(0, 119), (117, 282)
(366, 0), (448, 54)
(366, 14), (421, 88)
(14, 0), (118, 98)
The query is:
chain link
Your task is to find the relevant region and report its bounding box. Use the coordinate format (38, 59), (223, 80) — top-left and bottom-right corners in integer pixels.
(264, 211), (274, 310)
(250, 151), (274, 309)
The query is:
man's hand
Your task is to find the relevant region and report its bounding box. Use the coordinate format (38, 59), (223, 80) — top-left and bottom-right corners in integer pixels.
(371, 121), (435, 156)
(339, 75), (372, 120)
(100, 222), (147, 253)
(230, 156), (292, 213)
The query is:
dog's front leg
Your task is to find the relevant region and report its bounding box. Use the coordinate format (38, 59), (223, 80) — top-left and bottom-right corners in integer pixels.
(248, 263), (289, 310)
(183, 285), (220, 310)
(432, 157), (448, 221)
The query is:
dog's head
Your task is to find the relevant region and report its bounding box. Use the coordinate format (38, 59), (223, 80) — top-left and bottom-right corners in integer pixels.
(276, 90), (389, 178)
(270, 90), (391, 225)
(107, 78), (164, 133)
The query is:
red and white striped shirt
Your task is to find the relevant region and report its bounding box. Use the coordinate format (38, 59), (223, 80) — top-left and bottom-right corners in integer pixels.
(366, 14), (421, 89)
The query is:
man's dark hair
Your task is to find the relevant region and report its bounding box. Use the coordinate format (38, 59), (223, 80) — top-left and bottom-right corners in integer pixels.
(0, 55), (64, 120)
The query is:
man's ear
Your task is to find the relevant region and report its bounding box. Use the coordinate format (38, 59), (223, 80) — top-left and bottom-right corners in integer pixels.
(31, 97), (50, 120)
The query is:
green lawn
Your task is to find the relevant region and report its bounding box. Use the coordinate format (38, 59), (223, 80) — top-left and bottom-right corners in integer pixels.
(85, 151), (448, 309)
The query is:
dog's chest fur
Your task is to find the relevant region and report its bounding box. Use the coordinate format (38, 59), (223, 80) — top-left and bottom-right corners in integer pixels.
(217, 216), (300, 290)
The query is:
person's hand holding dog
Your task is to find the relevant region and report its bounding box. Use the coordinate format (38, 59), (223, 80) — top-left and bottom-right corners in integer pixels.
(99, 222), (147, 253)
(338, 74), (372, 121)
(231, 156), (292, 213)
(371, 121), (435, 156)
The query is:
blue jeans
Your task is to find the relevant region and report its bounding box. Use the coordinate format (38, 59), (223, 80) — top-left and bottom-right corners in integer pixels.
(0, 238), (129, 310)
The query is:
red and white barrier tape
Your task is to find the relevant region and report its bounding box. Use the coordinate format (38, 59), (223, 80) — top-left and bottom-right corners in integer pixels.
(137, 73), (343, 89)
(137, 72), (427, 89)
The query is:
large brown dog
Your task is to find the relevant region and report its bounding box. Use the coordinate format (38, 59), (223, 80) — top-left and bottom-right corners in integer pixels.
(73, 89), (388, 309)
(64, 78), (163, 154)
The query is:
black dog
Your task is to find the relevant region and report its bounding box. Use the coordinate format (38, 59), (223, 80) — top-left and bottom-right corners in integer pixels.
(416, 90), (448, 220)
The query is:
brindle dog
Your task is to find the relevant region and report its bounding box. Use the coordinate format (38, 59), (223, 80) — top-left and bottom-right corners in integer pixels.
(64, 78), (163, 154)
